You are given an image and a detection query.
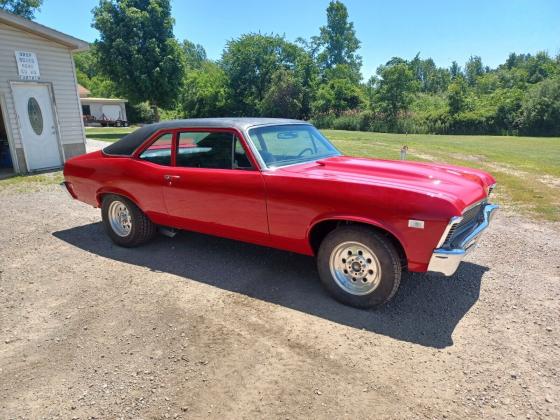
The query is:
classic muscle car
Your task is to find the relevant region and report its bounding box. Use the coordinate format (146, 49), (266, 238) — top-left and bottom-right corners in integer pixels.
(62, 118), (498, 308)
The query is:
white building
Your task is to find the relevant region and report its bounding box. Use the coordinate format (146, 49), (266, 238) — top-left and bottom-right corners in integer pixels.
(79, 84), (128, 127)
(0, 9), (89, 175)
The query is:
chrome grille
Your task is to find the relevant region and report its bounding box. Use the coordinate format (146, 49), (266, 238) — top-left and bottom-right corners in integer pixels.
(443, 201), (485, 247)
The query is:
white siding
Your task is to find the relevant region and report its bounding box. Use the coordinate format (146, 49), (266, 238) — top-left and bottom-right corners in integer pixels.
(0, 22), (85, 149)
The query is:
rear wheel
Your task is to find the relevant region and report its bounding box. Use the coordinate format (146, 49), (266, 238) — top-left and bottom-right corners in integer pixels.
(101, 194), (156, 247)
(317, 226), (401, 309)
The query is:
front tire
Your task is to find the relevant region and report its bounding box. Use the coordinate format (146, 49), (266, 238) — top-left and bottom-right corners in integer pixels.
(317, 226), (401, 309)
(101, 194), (156, 247)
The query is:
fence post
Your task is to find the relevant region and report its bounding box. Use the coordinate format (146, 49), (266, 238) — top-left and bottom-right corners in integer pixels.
(400, 145), (408, 160)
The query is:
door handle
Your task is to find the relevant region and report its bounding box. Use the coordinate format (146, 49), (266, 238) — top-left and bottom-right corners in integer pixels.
(164, 174), (181, 182)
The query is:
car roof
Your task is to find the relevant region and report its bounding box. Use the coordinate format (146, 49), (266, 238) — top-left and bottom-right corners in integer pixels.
(102, 117), (309, 156)
(150, 117), (307, 131)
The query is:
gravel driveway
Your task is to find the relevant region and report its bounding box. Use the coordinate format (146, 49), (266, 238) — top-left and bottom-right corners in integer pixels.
(0, 183), (559, 419)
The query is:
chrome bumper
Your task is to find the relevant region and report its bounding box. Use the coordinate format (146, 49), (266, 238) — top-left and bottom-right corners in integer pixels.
(428, 203), (499, 276)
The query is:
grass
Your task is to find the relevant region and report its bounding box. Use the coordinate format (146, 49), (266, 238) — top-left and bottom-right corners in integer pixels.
(0, 171), (63, 193)
(86, 126), (560, 221)
(85, 126), (139, 142)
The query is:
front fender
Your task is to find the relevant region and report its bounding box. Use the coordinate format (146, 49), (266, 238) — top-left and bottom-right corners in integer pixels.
(306, 212), (449, 272)
(307, 213), (407, 252)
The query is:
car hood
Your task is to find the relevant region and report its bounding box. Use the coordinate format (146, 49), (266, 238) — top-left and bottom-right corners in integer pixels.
(279, 156), (496, 212)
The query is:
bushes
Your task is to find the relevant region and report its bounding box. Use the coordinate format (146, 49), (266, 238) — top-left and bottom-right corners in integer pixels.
(313, 110), (438, 134)
(126, 102), (156, 124)
(516, 77), (560, 136)
(312, 110), (378, 131)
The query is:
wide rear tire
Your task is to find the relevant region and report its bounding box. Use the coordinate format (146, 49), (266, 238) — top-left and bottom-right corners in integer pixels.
(317, 226), (401, 309)
(101, 194), (156, 247)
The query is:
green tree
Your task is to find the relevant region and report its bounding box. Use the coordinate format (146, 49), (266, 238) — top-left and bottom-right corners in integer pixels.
(92, 0), (185, 120)
(313, 64), (364, 115)
(260, 68), (304, 118)
(375, 62), (419, 119)
(221, 33), (315, 117)
(314, 0), (362, 81)
(465, 55), (485, 86)
(447, 75), (468, 115)
(0, 0), (41, 19)
(449, 61), (462, 80)
(182, 40), (207, 69)
(74, 49), (119, 98)
(517, 77), (560, 135)
(74, 50), (98, 81)
(180, 61), (230, 118)
(409, 54), (450, 93)
(294, 52), (319, 119)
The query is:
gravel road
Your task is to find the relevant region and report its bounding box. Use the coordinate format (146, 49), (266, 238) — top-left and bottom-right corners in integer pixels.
(0, 182), (559, 419)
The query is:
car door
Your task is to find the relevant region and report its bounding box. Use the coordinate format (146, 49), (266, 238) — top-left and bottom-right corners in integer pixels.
(122, 131), (175, 222)
(161, 129), (269, 244)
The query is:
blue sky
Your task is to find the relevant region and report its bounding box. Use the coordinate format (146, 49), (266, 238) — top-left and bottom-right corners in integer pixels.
(36, 0), (560, 79)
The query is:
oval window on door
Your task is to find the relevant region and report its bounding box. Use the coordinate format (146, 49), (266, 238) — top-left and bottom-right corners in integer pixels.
(27, 97), (44, 135)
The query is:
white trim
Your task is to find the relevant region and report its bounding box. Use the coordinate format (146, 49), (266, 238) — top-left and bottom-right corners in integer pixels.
(0, 92), (19, 173)
(80, 98), (129, 104)
(0, 9), (89, 51)
(70, 54), (87, 150)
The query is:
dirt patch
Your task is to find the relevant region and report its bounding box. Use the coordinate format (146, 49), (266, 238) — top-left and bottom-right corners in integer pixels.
(448, 153), (486, 163)
(1, 186), (559, 419)
(447, 153), (560, 190)
(86, 138), (108, 153)
(538, 175), (560, 190)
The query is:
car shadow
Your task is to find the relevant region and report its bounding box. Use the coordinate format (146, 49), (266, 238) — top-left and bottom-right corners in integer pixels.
(53, 223), (488, 348)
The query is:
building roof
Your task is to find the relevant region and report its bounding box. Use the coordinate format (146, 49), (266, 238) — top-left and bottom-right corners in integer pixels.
(80, 97), (128, 103)
(103, 118), (308, 156)
(0, 9), (89, 51)
(78, 84), (91, 98)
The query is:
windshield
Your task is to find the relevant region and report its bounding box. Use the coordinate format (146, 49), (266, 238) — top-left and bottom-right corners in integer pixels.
(248, 124), (340, 168)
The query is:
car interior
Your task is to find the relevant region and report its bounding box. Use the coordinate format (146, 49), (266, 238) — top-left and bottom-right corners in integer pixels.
(139, 132), (252, 170)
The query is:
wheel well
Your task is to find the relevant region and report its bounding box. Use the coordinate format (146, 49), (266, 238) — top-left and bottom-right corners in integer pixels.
(309, 220), (407, 268)
(96, 192), (135, 208)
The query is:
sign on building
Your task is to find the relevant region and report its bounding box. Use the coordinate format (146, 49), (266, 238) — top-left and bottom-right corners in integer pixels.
(14, 51), (40, 80)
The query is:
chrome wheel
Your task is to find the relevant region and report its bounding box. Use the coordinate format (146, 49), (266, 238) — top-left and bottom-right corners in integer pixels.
(108, 200), (132, 237)
(329, 241), (382, 296)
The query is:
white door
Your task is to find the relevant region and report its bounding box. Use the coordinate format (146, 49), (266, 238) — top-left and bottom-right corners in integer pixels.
(12, 83), (61, 171)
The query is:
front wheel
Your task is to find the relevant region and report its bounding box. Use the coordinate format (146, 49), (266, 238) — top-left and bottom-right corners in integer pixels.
(101, 194), (156, 247)
(317, 226), (402, 309)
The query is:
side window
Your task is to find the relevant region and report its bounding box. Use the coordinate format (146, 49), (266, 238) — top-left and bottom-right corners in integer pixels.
(176, 131), (252, 170)
(139, 133), (173, 165)
(233, 136), (252, 169)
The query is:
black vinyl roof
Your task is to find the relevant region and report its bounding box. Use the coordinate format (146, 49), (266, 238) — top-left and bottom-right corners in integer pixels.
(102, 118), (307, 156)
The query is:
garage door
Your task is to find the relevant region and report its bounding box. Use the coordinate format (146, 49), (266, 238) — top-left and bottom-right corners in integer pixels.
(102, 104), (122, 121)
(12, 83), (61, 171)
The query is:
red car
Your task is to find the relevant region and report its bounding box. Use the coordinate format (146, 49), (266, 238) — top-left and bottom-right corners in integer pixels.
(63, 118), (498, 308)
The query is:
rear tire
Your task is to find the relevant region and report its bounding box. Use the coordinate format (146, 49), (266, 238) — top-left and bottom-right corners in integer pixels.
(317, 225), (401, 309)
(101, 194), (156, 247)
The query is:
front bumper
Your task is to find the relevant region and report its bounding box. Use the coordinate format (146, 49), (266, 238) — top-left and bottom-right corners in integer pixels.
(428, 203), (499, 276)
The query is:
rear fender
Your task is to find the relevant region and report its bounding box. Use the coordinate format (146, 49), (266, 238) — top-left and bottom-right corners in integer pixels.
(95, 187), (143, 210)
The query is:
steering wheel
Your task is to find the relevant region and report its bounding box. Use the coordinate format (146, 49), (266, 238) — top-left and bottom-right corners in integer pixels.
(297, 148), (314, 157)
